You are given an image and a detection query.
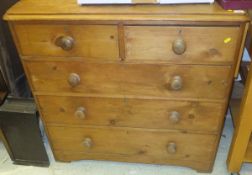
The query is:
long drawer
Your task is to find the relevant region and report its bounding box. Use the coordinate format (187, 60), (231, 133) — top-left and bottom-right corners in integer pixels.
(38, 95), (225, 132)
(25, 61), (232, 99)
(47, 126), (217, 163)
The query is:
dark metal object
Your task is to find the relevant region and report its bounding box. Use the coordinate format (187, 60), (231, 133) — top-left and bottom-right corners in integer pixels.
(0, 63), (8, 105)
(0, 70), (8, 105)
(0, 98), (49, 167)
(0, 68), (7, 91)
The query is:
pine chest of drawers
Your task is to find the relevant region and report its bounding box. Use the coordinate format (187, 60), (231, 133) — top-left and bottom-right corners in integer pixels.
(4, 0), (249, 172)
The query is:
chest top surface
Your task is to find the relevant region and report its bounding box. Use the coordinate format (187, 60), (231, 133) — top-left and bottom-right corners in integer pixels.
(3, 0), (249, 22)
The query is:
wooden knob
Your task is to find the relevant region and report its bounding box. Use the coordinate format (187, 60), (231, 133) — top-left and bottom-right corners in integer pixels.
(83, 137), (93, 148)
(75, 107), (86, 119)
(170, 76), (183, 90)
(172, 38), (186, 55)
(170, 111), (180, 124)
(55, 36), (74, 51)
(167, 142), (177, 154)
(68, 73), (80, 87)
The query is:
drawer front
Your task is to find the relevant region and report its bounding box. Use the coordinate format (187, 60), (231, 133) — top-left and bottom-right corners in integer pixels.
(125, 26), (239, 63)
(26, 61), (231, 99)
(14, 24), (119, 59)
(48, 126), (217, 162)
(38, 96), (225, 132)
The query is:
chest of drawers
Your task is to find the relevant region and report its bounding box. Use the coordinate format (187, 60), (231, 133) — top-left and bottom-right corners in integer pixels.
(4, 0), (249, 172)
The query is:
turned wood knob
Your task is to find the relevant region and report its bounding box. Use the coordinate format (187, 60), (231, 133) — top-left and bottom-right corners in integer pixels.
(55, 36), (74, 51)
(75, 107), (86, 119)
(172, 38), (186, 55)
(68, 73), (80, 87)
(170, 76), (183, 90)
(170, 111), (180, 124)
(167, 142), (177, 154)
(83, 137), (93, 148)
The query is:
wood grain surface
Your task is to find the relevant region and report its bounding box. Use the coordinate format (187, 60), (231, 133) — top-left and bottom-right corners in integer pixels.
(47, 125), (217, 162)
(125, 26), (239, 64)
(3, 1), (249, 22)
(38, 95), (225, 132)
(25, 61), (232, 100)
(4, 0), (250, 172)
(13, 24), (119, 58)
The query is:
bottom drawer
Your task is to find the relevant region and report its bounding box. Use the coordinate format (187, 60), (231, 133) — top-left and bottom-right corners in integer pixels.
(47, 126), (218, 166)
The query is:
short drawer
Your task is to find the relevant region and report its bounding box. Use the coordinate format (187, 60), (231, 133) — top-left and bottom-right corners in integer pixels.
(38, 96), (225, 132)
(47, 126), (217, 163)
(25, 61), (232, 99)
(13, 24), (119, 59)
(125, 26), (240, 63)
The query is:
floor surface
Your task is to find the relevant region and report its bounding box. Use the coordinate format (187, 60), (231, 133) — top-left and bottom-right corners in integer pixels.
(0, 114), (252, 175)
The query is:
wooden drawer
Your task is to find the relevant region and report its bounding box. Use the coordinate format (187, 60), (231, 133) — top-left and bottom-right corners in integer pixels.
(38, 96), (225, 132)
(47, 126), (217, 163)
(125, 26), (240, 63)
(13, 24), (119, 59)
(25, 61), (232, 99)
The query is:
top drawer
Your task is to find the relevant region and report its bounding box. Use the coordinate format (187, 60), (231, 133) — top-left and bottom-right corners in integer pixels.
(13, 23), (240, 64)
(13, 24), (119, 59)
(125, 26), (240, 64)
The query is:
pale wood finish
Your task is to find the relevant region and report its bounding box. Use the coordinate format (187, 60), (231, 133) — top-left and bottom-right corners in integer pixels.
(229, 99), (241, 127)
(0, 128), (14, 160)
(118, 23), (126, 60)
(125, 26), (239, 64)
(47, 125), (217, 162)
(53, 150), (213, 173)
(227, 62), (252, 172)
(234, 23), (249, 77)
(37, 95), (225, 132)
(13, 24), (119, 58)
(4, 1), (250, 172)
(14, 24), (241, 65)
(3, 1), (249, 22)
(25, 61), (232, 100)
(244, 136), (252, 162)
